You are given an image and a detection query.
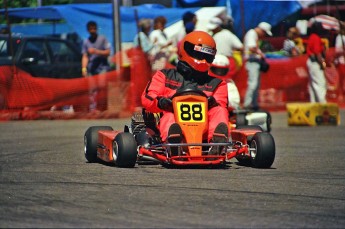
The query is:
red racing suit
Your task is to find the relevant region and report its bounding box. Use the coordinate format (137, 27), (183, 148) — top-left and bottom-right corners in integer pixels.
(141, 68), (229, 141)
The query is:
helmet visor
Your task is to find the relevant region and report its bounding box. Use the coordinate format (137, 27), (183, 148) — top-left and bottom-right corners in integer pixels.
(210, 66), (229, 77)
(184, 41), (215, 63)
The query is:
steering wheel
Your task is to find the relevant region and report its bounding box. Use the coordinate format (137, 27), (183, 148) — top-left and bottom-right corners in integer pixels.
(171, 87), (207, 99)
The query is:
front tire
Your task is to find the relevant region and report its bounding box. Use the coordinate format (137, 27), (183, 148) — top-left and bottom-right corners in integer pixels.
(84, 126), (113, 163)
(250, 132), (275, 168)
(113, 132), (137, 168)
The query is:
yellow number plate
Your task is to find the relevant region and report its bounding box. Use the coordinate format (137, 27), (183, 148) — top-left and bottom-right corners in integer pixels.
(176, 102), (206, 123)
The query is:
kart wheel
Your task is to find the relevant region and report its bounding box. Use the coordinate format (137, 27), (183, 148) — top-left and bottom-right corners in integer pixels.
(249, 132), (275, 168)
(266, 112), (272, 132)
(84, 126), (113, 163)
(236, 157), (252, 166)
(112, 132), (137, 168)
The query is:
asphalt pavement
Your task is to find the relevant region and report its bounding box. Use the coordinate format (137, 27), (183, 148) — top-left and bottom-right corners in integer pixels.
(1, 110), (345, 228)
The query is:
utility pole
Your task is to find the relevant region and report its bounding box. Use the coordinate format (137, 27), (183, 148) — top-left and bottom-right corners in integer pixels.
(112, 0), (121, 71)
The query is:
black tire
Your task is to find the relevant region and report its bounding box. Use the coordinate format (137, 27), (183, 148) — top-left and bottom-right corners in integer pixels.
(266, 112), (272, 132)
(236, 156), (252, 166)
(250, 132), (275, 168)
(236, 113), (247, 126)
(84, 126), (113, 163)
(113, 132), (137, 168)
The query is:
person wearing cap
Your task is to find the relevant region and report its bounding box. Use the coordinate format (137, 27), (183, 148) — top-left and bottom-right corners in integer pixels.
(133, 19), (154, 55)
(243, 22), (272, 110)
(207, 17), (243, 79)
(306, 21), (327, 103)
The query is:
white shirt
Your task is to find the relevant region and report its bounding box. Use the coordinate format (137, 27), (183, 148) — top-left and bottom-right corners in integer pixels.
(149, 29), (172, 56)
(282, 39), (297, 55)
(213, 29), (243, 57)
(176, 29), (186, 44)
(335, 34), (345, 65)
(243, 29), (260, 59)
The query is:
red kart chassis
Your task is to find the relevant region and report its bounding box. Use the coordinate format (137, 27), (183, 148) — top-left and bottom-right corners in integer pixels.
(84, 91), (275, 168)
(97, 129), (262, 166)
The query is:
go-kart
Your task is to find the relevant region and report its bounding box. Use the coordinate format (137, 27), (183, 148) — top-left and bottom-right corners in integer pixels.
(230, 109), (272, 132)
(84, 88), (275, 168)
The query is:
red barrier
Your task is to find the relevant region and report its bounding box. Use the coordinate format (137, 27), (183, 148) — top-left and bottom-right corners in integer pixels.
(233, 50), (344, 110)
(0, 48), (152, 120)
(0, 66), (121, 111)
(1, 48), (343, 121)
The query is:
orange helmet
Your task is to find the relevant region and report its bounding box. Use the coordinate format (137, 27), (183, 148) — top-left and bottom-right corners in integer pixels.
(178, 31), (217, 72)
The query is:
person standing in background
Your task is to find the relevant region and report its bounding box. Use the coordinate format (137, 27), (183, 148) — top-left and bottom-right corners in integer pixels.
(176, 11), (198, 44)
(149, 16), (177, 70)
(133, 18), (154, 55)
(81, 21), (111, 111)
(334, 22), (345, 102)
(306, 21), (327, 103)
(82, 21), (111, 77)
(243, 22), (272, 110)
(206, 17), (243, 79)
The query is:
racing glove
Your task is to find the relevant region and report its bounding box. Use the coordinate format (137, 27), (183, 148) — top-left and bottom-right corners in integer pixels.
(208, 96), (219, 110)
(157, 97), (173, 112)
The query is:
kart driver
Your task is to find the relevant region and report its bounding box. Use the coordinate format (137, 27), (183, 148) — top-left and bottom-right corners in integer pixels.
(209, 54), (241, 111)
(141, 31), (229, 155)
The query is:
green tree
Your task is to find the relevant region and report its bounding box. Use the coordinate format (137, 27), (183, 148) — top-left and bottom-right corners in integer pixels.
(1, 0), (72, 24)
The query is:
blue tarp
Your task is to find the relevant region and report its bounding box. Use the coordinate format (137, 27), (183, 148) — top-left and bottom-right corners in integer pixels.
(1, 2), (303, 49)
(173, 0), (227, 7)
(230, 0), (302, 38)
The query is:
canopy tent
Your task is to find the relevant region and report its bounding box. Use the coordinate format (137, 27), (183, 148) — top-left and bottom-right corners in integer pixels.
(308, 14), (341, 31)
(1, 4), (199, 50)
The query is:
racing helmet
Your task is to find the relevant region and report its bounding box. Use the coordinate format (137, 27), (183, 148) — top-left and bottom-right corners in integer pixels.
(209, 54), (230, 78)
(178, 31), (217, 72)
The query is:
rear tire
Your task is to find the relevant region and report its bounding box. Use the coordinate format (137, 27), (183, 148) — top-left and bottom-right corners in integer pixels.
(84, 126), (113, 163)
(250, 132), (275, 168)
(113, 132), (137, 168)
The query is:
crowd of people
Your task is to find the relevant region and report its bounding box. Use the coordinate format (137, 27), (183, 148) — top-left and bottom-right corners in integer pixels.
(81, 13), (345, 112)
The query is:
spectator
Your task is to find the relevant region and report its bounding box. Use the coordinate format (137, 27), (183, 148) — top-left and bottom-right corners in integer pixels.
(306, 21), (327, 103)
(334, 22), (345, 101)
(243, 22), (272, 110)
(133, 18), (154, 55)
(220, 15), (235, 33)
(81, 21), (111, 111)
(176, 11), (198, 44)
(149, 16), (177, 70)
(206, 17), (243, 78)
(141, 31), (229, 155)
(81, 21), (111, 76)
(282, 27), (303, 56)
